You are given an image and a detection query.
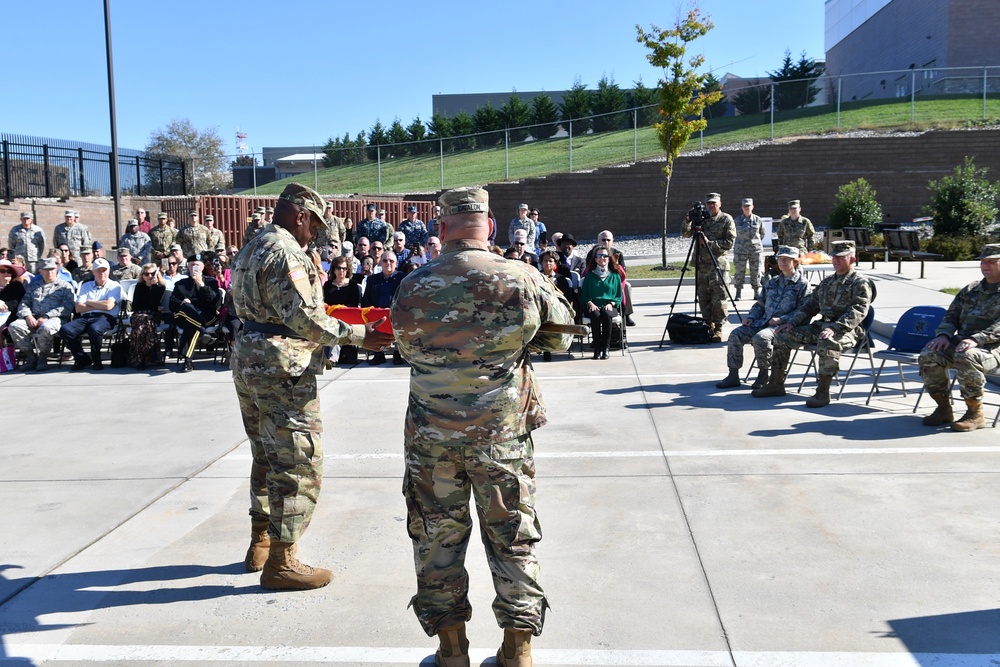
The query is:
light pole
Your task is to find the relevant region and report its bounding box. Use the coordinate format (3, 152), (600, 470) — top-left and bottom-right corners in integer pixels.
(104, 0), (122, 240)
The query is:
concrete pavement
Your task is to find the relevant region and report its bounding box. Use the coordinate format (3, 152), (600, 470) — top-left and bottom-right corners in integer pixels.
(1, 261), (999, 667)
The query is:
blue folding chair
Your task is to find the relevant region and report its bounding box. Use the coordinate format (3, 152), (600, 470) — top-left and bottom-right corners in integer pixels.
(865, 305), (946, 406)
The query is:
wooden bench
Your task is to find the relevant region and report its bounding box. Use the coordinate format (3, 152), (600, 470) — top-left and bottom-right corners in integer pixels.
(842, 227), (888, 268)
(884, 228), (943, 278)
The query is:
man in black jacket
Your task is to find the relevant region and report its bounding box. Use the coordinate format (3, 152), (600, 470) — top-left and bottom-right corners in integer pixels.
(170, 253), (222, 372)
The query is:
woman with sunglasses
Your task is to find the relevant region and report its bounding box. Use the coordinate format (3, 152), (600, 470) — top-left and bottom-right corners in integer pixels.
(580, 248), (623, 359)
(323, 256), (361, 364)
(128, 263), (167, 369)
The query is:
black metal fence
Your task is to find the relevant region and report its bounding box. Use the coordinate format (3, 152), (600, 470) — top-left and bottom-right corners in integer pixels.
(0, 133), (186, 199)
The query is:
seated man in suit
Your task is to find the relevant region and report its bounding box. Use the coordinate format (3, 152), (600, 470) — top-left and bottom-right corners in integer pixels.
(169, 253), (222, 373)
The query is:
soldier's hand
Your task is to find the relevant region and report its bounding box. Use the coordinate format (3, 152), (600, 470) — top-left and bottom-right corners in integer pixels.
(742, 318), (752, 326)
(818, 326), (835, 341)
(955, 338), (978, 353)
(926, 334), (951, 352)
(774, 323), (792, 334)
(361, 317), (394, 351)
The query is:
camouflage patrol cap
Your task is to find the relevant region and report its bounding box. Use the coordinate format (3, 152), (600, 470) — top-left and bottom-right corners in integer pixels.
(20, 211), (32, 219)
(39, 257), (58, 270)
(278, 182), (326, 222)
(706, 192), (721, 203)
(64, 209), (74, 216)
(978, 244), (1000, 260)
(788, 199), (801, 208)
(265, 207), (274, 213)
(775, 245), (800, 259)
(157, 212), (168, 219)
(189, 210), (199, 217)
(254, 206), (266, 214)
(126, 219), (138, 228)
(251, 213), (261, 221)
(204, 214), (214, 222)
(438, 186), (489, 216)
(831, 240), (856, 256)
(742, 198), (753, 206)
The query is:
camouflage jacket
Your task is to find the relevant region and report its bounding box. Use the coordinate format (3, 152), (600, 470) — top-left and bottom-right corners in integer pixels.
(111, 262), (142, 282)
(18, 278), (75, 320)
(149, 224), (176, 259)
(118, 231), (151, 263)
(778, 216), (815, 254)
(230, 223), (365, 377)
(507, 217), (536, 249)
(53, 223), (93, 263)
(319, 215), (346, 248)
(242, 221), (266, 246)
(936, 279), (1000, 347)
(208, 227), (226, 252)
(355, 218), (392, 245)
(8, 225), (45, 265)
(734, 213), (766, 254)
(682, 211), (735, 268)
(398, 219), (428, 247)
(745, 269), (810, 329)
(391, 239), (574, 447)
(176, 223), (211, 257)
(787, 268), (871, 336)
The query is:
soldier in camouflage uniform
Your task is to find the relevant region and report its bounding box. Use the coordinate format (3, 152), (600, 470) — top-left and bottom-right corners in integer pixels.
(507, 202), (536, 251)
(242, 213), (266, 246)
(176, 211), (212, 257)
(230, 182), (392, 591)
(8, 212), (45, 272)
(53, 209), (93, 265)
(355, 204), (392, 245)
(7, 256), (74, 372)
(777, 200), (815, 256)
(754, 240), (871, 407)
(118, 219), (152, 263)
(681, 192), (736, 341)
(717, 246), (810, 390)
(203, 214), (226, 252)
(918, 244), (1000, 431)
(392, 186), (573, 667)
(149, 213), (176, 262)
(319, 201), (346, 250)
(732, 197), (767, 300)
(398, 205), (428, 247)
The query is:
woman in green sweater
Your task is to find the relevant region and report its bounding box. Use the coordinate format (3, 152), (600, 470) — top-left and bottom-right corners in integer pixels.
(580, 249), (623, 359)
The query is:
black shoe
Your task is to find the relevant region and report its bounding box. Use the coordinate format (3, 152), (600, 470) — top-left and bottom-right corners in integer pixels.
(600, 349), (610, 359)
(181, 358), (194, 373)
(543, 351), (552, 362)
(92, 361), (105, 371)
(392, 349), (404, 365)
(368, 352), (386, 366)
(71, 355), (92, 371)
(626, 316), (636, 327)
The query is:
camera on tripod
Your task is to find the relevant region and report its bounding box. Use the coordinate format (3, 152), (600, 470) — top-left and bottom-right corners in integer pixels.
(687, 201), (710, 231)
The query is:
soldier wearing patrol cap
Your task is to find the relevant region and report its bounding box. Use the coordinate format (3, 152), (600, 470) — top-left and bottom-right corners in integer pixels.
(150, 213), (176, 262)
(176, 210), (212, 257)
(230, 182), (392, 591)
(53, 208), (93, 265)
(732, 197), (766, 301)
(778, 199), (815, 256)
(8, 211), (45, 272)
(755, 240), (871, 407)
(918, 243), (1000, 431)
(243, 212), (266, 246)
(398, 204), (428, 247)
(681, 192), (736, 341)
(392, 185), (574, 667)
(168, 252), (222, 372)
(118, 218), (152, 264)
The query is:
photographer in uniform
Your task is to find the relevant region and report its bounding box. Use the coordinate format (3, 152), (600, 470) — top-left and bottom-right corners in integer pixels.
(682, 192), (736, 342)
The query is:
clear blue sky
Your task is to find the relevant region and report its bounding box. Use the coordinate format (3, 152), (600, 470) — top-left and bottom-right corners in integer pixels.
(1, 0), (823, 156)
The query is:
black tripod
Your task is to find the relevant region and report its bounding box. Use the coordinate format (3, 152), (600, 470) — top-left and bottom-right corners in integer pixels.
(659, 229), (742, 347)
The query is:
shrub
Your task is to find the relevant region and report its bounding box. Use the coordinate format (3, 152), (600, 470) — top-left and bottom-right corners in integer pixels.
(925, 156), (1000, 237)
(828, 178), (883, 231)
(923, 234), (995, 261)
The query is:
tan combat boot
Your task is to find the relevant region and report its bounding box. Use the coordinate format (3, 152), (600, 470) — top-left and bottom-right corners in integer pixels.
(951, 398), (985, 432)
(260, 540), (333, 590)
(496, 628), (532, 667)
(752, 368), (786, 397)
(435, 623), (470, 667)
(805, 374), (834, 408)
(921, 392), (954, 426)
(244, 518), (271, 572)
(715, 368), (741, 389)
(751, 368), (769, 390)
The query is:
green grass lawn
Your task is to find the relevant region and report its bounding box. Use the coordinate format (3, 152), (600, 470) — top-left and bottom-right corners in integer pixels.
(249, 96), (1000, 196)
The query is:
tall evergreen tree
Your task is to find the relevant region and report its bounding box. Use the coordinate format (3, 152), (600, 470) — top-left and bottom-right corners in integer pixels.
(769, 50), (823, 111)
(367, 119), (388, 160)
(560, 79), (592, 136)
(701, 73), (729, 119)
(449, 112), (475, 151)
(407, 116), (430, 155)
(591, 75), (629, 132)
(731, 84), (770, 115)
(628, 78), (659, 127)
(388, 118), (410, 155)
(472, 101), (504, 147)
(501, 92), (533, 142)
(530, 94), (560, 140)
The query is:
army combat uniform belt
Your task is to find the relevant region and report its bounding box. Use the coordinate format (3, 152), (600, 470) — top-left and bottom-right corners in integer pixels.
(242, 321), (308, 340)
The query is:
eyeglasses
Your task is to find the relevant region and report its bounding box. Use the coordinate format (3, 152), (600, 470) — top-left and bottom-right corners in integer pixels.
(59, 248), (70, 252)
(595, 253), (610, 258)
(142, 272), (156, 277)
(373, 246), (384, 251)
(514, 242), (525, 246)
(598, 237), (612, 242)
(333, 266), (348, 270)
(167, 262), (178, 266)
(380, 260), (395, 265)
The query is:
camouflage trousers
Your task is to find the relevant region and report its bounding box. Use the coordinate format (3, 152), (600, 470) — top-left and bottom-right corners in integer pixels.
(773, 323), (860, 376)
(918, 343), (1000, 399)
(403, 434), (546, 637)
(733, 251), (763, 290)
(233, 371), (323, 543)
(695, 263), (730, 330)
(726, 324), (778, 370)
(7, 317), (62, 354)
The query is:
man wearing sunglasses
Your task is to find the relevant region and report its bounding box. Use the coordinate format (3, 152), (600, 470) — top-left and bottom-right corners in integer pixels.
(507, 229), (538, 268)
